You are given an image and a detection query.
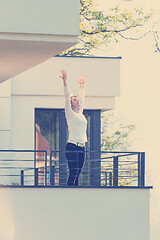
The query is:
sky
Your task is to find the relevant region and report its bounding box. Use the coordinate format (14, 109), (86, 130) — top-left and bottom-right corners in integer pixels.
(95, 0), (160, 239)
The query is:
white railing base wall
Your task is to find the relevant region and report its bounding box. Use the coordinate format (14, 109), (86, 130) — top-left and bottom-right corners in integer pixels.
(0, 188), (150, 240)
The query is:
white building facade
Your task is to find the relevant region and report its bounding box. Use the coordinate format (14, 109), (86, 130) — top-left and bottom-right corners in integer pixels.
(0, 1), (151, 240)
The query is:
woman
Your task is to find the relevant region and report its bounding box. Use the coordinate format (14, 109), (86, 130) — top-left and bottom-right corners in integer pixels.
(60, 70), (87, 186)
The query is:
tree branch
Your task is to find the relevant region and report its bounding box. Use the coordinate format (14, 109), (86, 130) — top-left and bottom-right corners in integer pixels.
(80, 0), (92, 15)
(117, 30), (151, 41)
(152, 20), (160, 53)
(153, 30), (160, 52)
(81, 23), (148, 35)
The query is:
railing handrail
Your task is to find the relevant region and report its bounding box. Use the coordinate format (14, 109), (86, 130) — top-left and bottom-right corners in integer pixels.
(50, 150), (143, 154)
(0, 149), (48, 153)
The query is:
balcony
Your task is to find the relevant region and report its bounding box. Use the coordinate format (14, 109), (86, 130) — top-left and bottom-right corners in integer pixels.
(0, 149), (151, 240)
(0, 0), (79, 83)
(0, 149), (148, 188)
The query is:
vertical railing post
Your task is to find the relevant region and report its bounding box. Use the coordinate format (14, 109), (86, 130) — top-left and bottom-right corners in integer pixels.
(44, 151), (47, 186)
(141, 152), (145, 187)
(113, 156), (118, 187)
(138, 153), (141, 187)
(50, 151), (55, 186)
(21, 170), (24, 186)
(34, 168), (38, 186)
(50, 166), (55, 186)
(109, 172), (112, 186)
(50, 151), (52, 186)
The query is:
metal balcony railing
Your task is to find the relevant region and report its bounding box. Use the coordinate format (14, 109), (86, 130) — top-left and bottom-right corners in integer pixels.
(0, 150), (145, 187)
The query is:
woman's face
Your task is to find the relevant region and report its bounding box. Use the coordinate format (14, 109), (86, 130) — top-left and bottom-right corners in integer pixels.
(71, 96), (80, 109)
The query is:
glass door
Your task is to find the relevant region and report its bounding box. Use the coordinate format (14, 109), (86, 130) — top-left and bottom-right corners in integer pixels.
(35, 108), (101, 186)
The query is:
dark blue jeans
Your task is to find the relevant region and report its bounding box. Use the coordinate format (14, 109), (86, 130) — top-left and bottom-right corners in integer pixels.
(65, 143), (85, 186)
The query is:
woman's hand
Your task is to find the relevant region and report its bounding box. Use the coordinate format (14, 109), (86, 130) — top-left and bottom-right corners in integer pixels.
(60, 69), (67, 81)
(60, 70), (67, 86)
(78, 74), (85, 85)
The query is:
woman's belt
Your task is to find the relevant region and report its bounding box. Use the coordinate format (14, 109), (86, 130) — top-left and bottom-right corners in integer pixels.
(68, 141), (85, 147)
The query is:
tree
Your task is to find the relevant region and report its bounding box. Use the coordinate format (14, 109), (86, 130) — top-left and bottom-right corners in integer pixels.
(101, 112), (135, 151)
(60, 0), (152, 56)
(101, 112), (137, 186)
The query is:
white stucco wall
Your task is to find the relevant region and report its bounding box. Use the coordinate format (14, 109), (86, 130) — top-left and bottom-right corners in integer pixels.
(0, 0), (79, 36)
(12, 56), (120, 97)
(0, 0), (80, 83)
(10, 56), (120, 150)
(12, 56), (120, 109)
(0, 187), (150, 240)
(0, 80), (11, 149)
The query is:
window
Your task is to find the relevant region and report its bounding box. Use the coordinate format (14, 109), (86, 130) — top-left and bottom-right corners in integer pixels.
(35, 108), (101, 186)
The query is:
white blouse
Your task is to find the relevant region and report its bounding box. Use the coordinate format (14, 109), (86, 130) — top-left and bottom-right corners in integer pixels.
(64, 85), (87, 144)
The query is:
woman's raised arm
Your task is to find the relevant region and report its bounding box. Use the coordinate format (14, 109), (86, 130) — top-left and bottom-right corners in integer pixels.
(60, 69), (72, 113)
(60, 69), (67, 86)
(78, 74), (85, 113)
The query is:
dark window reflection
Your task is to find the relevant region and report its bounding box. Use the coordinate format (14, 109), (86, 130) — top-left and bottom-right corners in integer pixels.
(35, 109), (59, 152)
(35, 109), (60, 185)
(35, 109), (99, 186)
